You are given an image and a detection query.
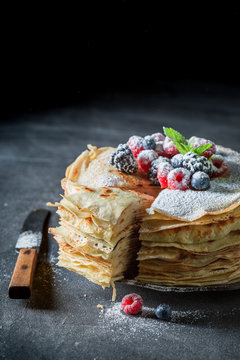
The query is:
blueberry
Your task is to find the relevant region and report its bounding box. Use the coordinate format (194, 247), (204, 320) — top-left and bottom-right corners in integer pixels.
(155, 304), (172, 320)
(171, 154), (184, 168)
(142, 135), (156, 150)
(191, 171), (210, 190)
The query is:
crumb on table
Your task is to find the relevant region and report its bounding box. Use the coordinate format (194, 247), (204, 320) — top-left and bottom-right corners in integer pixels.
(97, 304), (104, 309)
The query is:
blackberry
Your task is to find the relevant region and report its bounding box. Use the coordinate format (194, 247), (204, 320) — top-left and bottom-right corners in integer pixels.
(142, 135), (156, 150)
(182, 152), (212, 176)
(148, 157), (170, 185)
(171, 154), (184, 168)
(109, 144), (138, 174)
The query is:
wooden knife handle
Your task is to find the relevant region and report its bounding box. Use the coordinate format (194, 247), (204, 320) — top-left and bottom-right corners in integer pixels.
(8, 249), (38, 299)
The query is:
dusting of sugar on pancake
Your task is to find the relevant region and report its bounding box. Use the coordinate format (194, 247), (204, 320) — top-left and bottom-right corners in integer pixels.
(148, 146), (240, 221)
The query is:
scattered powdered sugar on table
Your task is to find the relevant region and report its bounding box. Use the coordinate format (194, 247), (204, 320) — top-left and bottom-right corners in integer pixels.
(101, 302), (208, 337)
(148, 147), (240, 221)
(15, 231), (42, 250)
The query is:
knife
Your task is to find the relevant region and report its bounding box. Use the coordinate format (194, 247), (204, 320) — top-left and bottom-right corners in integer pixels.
(8, 209), (50, 299)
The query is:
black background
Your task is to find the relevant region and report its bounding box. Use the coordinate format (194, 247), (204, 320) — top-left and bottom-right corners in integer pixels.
(1, 3), (240, 117)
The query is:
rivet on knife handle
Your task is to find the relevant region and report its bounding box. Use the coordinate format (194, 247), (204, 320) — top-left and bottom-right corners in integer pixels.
(8, 249), (38, 299)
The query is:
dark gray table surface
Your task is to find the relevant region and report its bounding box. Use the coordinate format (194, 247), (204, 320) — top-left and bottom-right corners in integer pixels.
(1, 84), (240, 360)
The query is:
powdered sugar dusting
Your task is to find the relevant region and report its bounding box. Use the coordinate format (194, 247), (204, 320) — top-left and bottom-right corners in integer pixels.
(148, 147), (240, 221)
(96, 174), (126, 187)
(16, 230), (42, 250)
(102, 302), (209, 335)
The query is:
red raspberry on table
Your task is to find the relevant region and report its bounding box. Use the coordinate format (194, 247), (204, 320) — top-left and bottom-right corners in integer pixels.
(151, 132), (165, 142)
(137, 150), (158, 173)
(127, 136), (144, 158)
(163, 137), (179, 156)
(121, 293), (143, 315)
(211, 154), (228, 177)
(157, 162), (174, 188)
(167, 168), (191, 190)
(189, 137), (216, 159)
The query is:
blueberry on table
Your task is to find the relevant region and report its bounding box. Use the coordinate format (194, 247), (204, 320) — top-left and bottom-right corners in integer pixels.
(155, 304), (172, 320)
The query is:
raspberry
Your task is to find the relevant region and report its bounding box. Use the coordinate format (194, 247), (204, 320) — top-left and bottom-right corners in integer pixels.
(127, 136), (144, 158)
(171, 154), (184, 168)
(137, 150), (158, 173)
(191, 171), (210, 190)
(163, 137), (179, 156)
(157, 162), (174, 188)
(167, 168), (191, 190)
(121, 293), (143, 315)
(151, 132), (165, 142)
(109, 144), (138, 174)
(148, 157), (170, 185)
(189, 136), (216, 159)
(210, 154), (228, 177)
(182, 152), (212, 176)
(142, 135), (156, 150)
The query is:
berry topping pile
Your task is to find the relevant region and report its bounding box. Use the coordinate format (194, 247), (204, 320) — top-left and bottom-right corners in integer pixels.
(109, 127), (229, 191)
(121, 293), (143, 315)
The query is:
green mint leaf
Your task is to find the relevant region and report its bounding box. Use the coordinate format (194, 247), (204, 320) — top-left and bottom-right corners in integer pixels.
(163, 127), (188, 145)
(163, 127), (190, 154)
(192, 143), (212, 155)
(188, 136), (196, 148)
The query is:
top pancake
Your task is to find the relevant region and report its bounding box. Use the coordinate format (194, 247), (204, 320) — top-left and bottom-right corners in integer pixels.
(148, 146), (240, 221)
(62, 145), (160, 197)
(62, 144), (240, 222)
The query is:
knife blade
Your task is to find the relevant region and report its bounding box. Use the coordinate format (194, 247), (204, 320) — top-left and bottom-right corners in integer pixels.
(8, 209), (50, 299)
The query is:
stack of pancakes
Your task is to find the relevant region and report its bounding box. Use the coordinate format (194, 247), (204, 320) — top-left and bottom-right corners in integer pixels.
(137, 146), (240, 286)
(48, 186), (153, 290)
(49, 144), (240, 290)
(137, 207), (240, 286)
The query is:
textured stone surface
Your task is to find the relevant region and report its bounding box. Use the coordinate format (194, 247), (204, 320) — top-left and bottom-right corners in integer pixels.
(1, 85), (240, 360)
